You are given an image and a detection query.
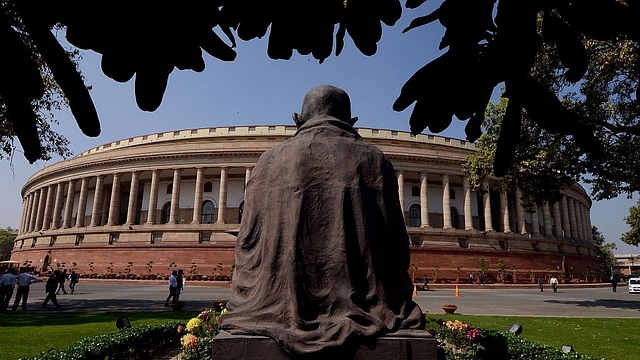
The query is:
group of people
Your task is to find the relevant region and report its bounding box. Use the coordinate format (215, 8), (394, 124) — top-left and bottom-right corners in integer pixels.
(0, 267), (81, 311)
(165, 269), (185, 306)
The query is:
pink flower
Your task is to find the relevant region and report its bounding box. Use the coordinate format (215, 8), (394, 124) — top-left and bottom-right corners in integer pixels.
(466, 328), (481, 341)
(177, 325), (184, 334)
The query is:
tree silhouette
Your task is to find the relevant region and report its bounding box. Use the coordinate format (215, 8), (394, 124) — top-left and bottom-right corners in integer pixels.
(0, 0), (638, 175)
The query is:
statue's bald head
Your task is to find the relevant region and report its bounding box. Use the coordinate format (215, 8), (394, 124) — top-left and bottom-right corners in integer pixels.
(293, 85), (357, 127)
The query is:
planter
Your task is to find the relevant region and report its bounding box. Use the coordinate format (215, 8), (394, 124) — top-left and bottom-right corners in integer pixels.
(442, 306), (457, 315)
(212, 300), (228, 312)
(170, 301), (185, 311)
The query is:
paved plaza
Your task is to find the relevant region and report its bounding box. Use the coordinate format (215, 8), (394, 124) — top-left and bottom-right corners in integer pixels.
(2, 280), (638, 318)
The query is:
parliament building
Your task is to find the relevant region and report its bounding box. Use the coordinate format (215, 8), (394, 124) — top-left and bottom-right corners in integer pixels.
(10, 125), (599, 281)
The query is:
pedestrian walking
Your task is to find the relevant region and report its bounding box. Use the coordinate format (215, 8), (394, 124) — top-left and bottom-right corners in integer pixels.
(42, 270), (61, 309)
(175, 269), (185, 302)
(12, 268), (40, 311)
(56, 269), (68, 295)
(610, 274), (618, 293)
(469, 273), (475, 284)
(422, 274), (429, 290)
(1, 268), (17, 312)
(69, 271), (79, 294)
(550, 275), (559, 293)
(164, 270), (178, 306)
(538, 277), (544, 292)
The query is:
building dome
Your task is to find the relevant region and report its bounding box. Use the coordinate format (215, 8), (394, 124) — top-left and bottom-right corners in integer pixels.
(11, 125), (599, 281)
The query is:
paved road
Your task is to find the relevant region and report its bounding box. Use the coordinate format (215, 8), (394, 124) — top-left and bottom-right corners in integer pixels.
(5, 281), (639, 318)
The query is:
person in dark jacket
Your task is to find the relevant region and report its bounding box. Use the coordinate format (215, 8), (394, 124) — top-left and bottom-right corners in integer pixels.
(42, 270), (61, 309)
(56, 269), (68, 295)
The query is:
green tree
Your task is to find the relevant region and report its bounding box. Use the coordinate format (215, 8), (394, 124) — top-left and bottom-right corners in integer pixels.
(592, 226), (617, 278)
(0, 226), (16, 260)
(621, 199), (640, 246)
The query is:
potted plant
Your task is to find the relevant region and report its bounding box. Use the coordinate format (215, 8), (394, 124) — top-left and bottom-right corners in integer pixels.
(497, 259), (506, 282)
(454, 266), (462, 283)
(511, 265), (518, 283)
(169, 301), (186, 311)
(212, 299), (228, 312)
(432, 266), (439, 283)
(442, 304), (458, 314)
(145, 261), (154, 279)
(89, 261), (94, 275)
(529, 270), (536, 283)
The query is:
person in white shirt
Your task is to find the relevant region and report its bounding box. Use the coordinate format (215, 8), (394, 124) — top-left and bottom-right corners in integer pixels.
(1, 268), (17, 312)
(12, 268), (40, 311)
(550, 276), (559, 293)
(165, 270), (179, 306)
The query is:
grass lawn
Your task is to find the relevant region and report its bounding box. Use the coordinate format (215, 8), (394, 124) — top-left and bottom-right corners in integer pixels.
(0, 311), (198, 360)
(430, 314), (639, 360)
(1, 312), (637, 360)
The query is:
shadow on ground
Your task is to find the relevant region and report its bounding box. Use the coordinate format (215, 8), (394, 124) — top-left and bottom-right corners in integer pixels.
(544, 298), (640, 311)
(24, 298), (213, 314)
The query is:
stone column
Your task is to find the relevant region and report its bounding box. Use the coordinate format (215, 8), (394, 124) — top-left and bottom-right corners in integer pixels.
(34, 187), (47, 231)
(586, 208), (593, 241)
(192, 168), (204, 224)
(581, 204), (590, 241)
(28, 190), (40, 232)
(63, 180), (76, 228)
(126, 171), (140, 225)
(169, 169), (181, 224)
(420, 171), (430, 228)
(531, 209), (540, 235)
(515, 189), (526, 234)
(574, 200), (584, 240)
(90, 175), (105, 227)
(542, 204), (553, 236)
(21, 194), (33, 233)
(552, 201), (562, 238)
(41, 184), (56, 230)
(397, 170), (405, 218)
(442, 174), (452, 229)
(500, 192), (511, 233)
(560, 196), (571, 239)
(463, 177), (473, 230)
(75, 178), (90, 227)
(217, 167), (228, 224)
(100, 188), (110, 226)
(146, 170), (159, 224)
(52, 183), (65, 229)
(244, 167), (252, 197)
(107, 173), (121, 226)
(568, 197), (578, 239)
(483, 181), (493, 231)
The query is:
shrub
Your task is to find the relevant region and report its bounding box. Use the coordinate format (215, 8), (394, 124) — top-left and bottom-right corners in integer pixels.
(20, 321), (185, 360)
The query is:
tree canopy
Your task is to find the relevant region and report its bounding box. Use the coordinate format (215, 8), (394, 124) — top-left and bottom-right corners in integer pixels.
(621, 199), (640, 246)
(0, 1), (639, 201)
(0, 226), (16, 260)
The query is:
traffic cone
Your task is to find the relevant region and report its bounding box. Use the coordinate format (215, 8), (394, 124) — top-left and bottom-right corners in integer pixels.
(413, 283), (418, 297)
(455, 284), (461, 297)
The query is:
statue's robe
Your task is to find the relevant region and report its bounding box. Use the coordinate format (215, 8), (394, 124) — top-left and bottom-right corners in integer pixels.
(220, 116), (424, 355)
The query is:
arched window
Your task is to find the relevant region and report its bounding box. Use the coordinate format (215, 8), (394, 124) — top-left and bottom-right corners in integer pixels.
(204, 181), (213, 193)
(450, 188), (456, 200)
(409, 204), (421, 227)
(202, 200), (214, 224)
(451, 206), (460, 229)
(411, 186), (420, 197)
(166, 184), (173, 194)
(162, 202), (171, 224)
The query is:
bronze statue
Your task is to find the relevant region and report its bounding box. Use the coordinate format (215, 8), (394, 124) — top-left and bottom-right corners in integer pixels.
(220, 85), (424, 356)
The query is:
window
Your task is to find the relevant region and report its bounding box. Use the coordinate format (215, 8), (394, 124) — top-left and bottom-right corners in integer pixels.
(576, 246), (581, 254)
(200, 232), (211, 244)
(20, 239), (24, 249)
(450, 189), (456, 200)
(411, 186), (420, 197)
(532, 243), (539, 252)
(410, 236), (421, 246)
(499, 240), (507, 250)
(202, 200), (214, 224)
(166, 183), (173, 194)
(31, 238), (37, 247)
(151, 233), (163, 244)
(162, 203), (171, 224)
(109, 233), (119, 245)
(451, 207), (460, 229)
(458, 238), (468, 248)
(75, 235), (84, 246)
(204, 181), (213, 193)
(49, 236), (56, 247)
(409, 204), (421, 227)
(557, 245), (564, 253)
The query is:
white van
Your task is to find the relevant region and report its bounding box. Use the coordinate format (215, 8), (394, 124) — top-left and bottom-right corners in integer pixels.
(629, 277), (640, 293)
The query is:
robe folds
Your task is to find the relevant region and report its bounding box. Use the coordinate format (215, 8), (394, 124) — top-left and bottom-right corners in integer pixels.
(220, 116), (424, 355)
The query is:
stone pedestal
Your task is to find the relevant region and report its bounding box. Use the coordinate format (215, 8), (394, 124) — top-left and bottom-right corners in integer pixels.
(212, 330), (437, 360)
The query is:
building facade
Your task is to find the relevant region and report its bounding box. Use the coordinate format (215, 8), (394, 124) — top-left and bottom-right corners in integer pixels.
(10, 125), (599, 280)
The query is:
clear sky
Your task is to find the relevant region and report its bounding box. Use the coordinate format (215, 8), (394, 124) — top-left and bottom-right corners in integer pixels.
(1, 4), (638, 255)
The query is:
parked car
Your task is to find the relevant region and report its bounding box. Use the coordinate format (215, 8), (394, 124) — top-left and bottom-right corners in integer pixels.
(628, 277), (640, 293)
